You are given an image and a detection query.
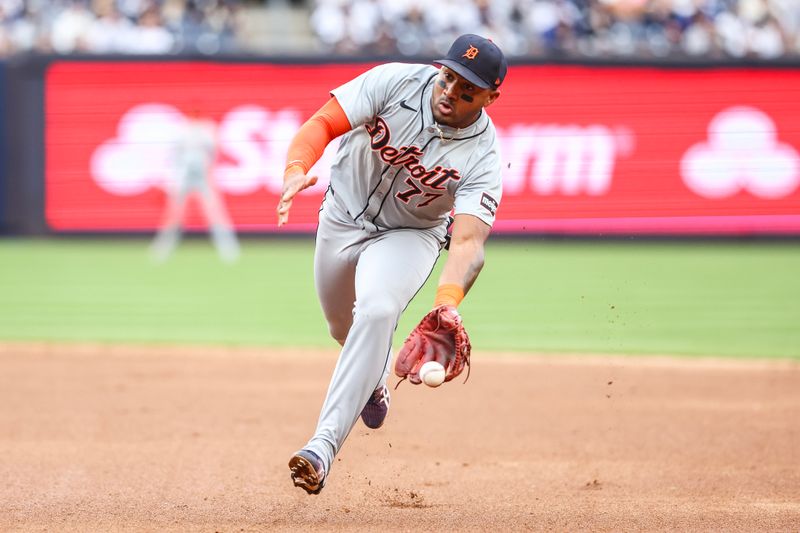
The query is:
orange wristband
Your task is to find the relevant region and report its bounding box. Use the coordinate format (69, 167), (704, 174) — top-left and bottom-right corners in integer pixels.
(434, 284), (464, 307)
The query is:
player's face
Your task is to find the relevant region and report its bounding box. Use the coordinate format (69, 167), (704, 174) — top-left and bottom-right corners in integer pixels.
(431, 67), (501, 128)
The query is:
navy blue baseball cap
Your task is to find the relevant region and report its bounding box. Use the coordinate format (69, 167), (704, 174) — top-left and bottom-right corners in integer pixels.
(435, 34), (508, 90)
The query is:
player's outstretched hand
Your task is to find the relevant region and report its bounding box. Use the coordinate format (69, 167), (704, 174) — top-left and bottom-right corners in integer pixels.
(277, 168), (318, 226)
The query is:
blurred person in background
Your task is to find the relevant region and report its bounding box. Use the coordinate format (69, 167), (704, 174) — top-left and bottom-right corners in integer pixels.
(128, 4), (175, 53)
(150, 112), (240, 264)
(84, 0), (136, 53)
(49, 0), (94, 53)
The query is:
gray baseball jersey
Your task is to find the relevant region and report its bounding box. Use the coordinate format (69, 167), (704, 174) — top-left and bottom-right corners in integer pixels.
(299, 62), (503, 478)
(328, 62), (502, 239)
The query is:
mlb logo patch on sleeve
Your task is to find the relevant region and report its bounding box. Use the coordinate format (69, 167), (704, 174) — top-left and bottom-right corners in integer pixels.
(480, 192), (498, 216)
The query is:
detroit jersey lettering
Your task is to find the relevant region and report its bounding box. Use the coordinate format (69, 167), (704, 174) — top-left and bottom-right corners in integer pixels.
(329, 63), (503, 239)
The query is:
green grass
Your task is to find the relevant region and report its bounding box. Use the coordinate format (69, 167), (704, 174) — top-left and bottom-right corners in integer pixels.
(0, 238), (798, 359)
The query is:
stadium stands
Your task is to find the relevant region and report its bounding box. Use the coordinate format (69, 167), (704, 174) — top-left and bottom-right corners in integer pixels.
(309, 0), (800, 59)
(0, 0), (797, 59)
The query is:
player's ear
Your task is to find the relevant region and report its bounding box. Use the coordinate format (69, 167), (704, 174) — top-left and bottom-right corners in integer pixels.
(483, 89), (501, 108)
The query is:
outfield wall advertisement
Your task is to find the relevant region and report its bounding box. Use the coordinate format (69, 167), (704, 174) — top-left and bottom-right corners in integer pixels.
(45, 61), (800, 235)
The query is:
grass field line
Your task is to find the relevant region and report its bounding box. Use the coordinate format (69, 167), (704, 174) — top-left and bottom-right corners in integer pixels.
(2, 340), (797, 371)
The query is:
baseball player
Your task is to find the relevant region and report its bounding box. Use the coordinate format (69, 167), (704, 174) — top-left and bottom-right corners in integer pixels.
(150, 113), (240, 263)
(277, 34), (507, 494)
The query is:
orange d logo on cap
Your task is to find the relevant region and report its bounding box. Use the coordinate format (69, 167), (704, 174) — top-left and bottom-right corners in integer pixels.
(462, 45), (479, 60)
(436, 34), (507, 89)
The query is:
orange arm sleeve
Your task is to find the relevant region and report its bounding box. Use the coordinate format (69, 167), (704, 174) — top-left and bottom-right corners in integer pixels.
(285, 97), (352, 174)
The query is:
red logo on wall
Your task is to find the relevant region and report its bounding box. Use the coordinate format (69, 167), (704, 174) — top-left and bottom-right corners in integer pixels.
(681, 106), (799, 199)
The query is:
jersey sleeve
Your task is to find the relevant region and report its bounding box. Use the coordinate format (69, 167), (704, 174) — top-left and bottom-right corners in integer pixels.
(453, 148), (503, 227)
(331, 63), (417, 129)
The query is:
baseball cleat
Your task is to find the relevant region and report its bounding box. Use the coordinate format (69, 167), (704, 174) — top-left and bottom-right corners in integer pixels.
(360, 385), (390, 429)
(289, 449), (326, 495)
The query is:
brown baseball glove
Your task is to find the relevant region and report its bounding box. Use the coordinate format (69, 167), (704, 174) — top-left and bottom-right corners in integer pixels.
(394, 305), (471, 385)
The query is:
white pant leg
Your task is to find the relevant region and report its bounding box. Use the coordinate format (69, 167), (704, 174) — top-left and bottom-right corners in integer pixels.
(313, 211), (360, 345)
(306, 212), (441, 472)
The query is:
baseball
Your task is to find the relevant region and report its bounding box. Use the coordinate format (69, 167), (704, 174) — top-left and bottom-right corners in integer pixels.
(419, 361), (446, 387)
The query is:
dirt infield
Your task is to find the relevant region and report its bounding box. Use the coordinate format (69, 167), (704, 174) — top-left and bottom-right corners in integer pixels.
(1, 343), (798, 532)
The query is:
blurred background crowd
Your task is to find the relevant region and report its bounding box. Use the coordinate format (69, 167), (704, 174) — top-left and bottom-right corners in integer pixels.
(0, 0), (798, 59)
(0, 0), (242, 55)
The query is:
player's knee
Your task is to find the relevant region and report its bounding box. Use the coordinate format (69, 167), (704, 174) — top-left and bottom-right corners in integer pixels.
(356, 299), (401, 325)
